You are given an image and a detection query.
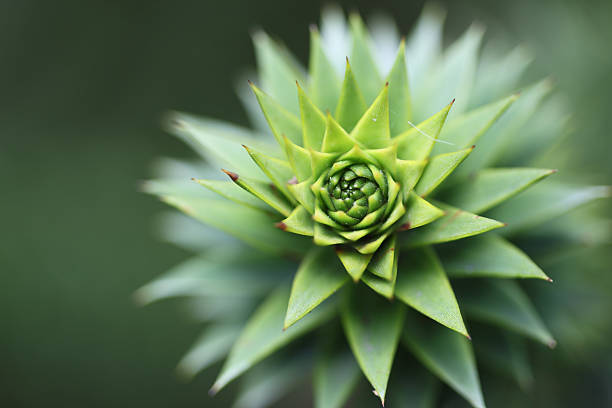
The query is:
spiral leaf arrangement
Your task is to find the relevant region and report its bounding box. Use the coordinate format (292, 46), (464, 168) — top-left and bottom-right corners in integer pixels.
(139, 5), (611, 408)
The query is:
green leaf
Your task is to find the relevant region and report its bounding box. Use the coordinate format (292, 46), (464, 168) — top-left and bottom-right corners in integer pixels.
(341, 286), (405, 405)
(233, 352), (310, 408)
(167, 112), (275, 179)
(250, 82), (303, 146)
(413, 24), (483, 121)
(176, 324), (241, 379)
(403, 311), (485, 408)
(335, 245), (373, 281)
(398, 193), (445, 230)
(335, 60), (367, 132)
(396, 248), (468, 337)
(432, 93), (518, 156)
(486, 182), (611, 235)
(367, 234), (397, 280)
(415, 146), (474, 197)
(396, 159), (428, 199)
(211, 286), (335, 393)
(395, 101), (453, 161)
(440, 234), (550, 280)
(443, 168), (556, 214)
(253, 30), (305, 115)
(308, 26), (341, 113)
(243, 145), (297, 205)
(219, 170), (293, 217)
(195, 179), (271, 213)
(314, 223), (346, 246)
(161, 195), (306, 254)
(348, 13), (382, 103)
(362, 268), (397, 300)
(458, 280), (556, 348)
(134, 250), (290, 304)
(285, 248), (349, 329)
(298, 83), (327, 150)
(314, 347), (360, 408)
(321, 111), (357, 154)
(283, 135), (312, 181)
(403, 201), (504, 247)
(279, 205), (314, 236)
(387, 362), (439, 408)
(386, 39), (412, 136)
(350, 84), (390, 149)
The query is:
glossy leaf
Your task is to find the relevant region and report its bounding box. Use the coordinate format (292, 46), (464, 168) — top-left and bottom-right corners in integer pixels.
(404, 201), (504, 247)
(415, 146), (474, 197)
(211, 286), (335, 393)
(341, 287), (405, 405)
(285, 248), (349, 329)
(403, 311), (485, 408)
(458, 280), (556, 347)
(396, 248), (468, 336)
(440, 234), (550, 280)
(443, 167), (555, 213)
(314, 347), (360, 408)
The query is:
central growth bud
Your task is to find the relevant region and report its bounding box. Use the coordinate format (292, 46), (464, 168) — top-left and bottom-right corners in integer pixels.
(321, 162), (388, 229)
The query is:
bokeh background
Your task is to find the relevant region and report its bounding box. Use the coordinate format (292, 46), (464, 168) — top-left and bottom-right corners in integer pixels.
(2, 0), (610, 406)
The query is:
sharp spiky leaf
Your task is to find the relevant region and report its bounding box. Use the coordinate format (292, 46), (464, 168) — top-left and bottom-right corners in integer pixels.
(251, 82), (303, 145)
(298, 83), (327, 150)
(350, 84), (390, 149)
(243, 145), (297, 204)
(415, 146), (475, 197)
(367, 234), (397, 280)
(395, 247), (468, 337)
(341, 286), (405, 405)
(194, 179), (272, 212)
(386, 39), (412, 136)
(439, 234), (550, 280)
(221, 170), (293, 216)
(335, 60), (368, 131)
(335, 246), (373, 281)
(285, 248), (349, 329)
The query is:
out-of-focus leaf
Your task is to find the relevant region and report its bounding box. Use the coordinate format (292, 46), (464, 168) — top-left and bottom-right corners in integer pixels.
(348, 13), (382, 103)
(387, 362), (439, 408)
(443, 167), (555, 214)
(233, 351), (311, 408)
(219, 171), (293, 216)
(458, 280), (556, 347)
(211, 286), (335, 393)
(253, 30), (305, 115)
(160, 195), (307, 254)
(285, 248), (348, 329)
(415, 146), (474, 197)
(314, 347), (360, 408)
(133, 250), (291, 305)
(176, 324), (242, 379)
(486, 181), (611, 235)
(195, 178), (273, 213)
(396, 248), (468, 337)
(341, 287), (405, 405)
(154, 212), (239, 252)
(243, 145), (297, 204)
(403, 201), (504, 247)
(167, 112), (277, 178)
(440, 234), (550, 280)
(251, 82), (303, 145)
(403, 311), (485, 408)
(309, 27), (341, 113)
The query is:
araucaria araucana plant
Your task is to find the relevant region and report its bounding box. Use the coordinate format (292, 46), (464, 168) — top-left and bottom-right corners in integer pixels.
(138, 5), (611, 407)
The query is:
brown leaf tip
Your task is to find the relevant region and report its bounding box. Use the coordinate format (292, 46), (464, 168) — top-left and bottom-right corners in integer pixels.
(399, 222), (411, 231)
(471, 145), (476, 149)
(466, 334), (472, 341)
(288, 176), (298, 185)
(385, 81), (389, 87)
(221, 169), (239, 181)
(546, 277), (554, 283)
(275, 222), (287, 231)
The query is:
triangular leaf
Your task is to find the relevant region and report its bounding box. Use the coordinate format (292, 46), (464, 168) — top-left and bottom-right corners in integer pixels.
(439, 234), (550, 280)
(396, 248), (468, 337)
(398, 193), (445, 231)
(321, 112), (358, 153)
(341, 286), (405, 405)
(285, 248), (349, 329)
(335, 60), (367, 132)
(403, 201), (505, 247)
(243, 145), (297, 204)
(386, 39), (412, 136)
(335, 245), (373, 281)
(279, 205), (314, 236)
(367, 234), (397, 280)
(250, 82), (302, 145)
(220, 170), (293, 217)
(415, 147), (474, 197)
(194, 179), (272, 212)
(350, 84), (390, 149)
(298, 83), (327, 150)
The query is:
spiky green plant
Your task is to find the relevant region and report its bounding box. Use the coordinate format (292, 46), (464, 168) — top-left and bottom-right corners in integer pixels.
(138, 5), (611, 407)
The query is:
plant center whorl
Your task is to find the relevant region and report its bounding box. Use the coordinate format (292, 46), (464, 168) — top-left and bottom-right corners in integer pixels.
(322, 163), (388, 228)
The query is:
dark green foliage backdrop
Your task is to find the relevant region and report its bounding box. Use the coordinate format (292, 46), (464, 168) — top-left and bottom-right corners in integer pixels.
(1, 0), (610, 406)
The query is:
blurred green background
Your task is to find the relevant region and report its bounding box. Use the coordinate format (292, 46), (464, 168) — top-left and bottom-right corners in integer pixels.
(2, 0), (610, 406)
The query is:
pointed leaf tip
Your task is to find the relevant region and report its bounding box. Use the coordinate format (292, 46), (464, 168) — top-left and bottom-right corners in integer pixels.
(275, 222), (287, 230)
(221, 169), (239, 182)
